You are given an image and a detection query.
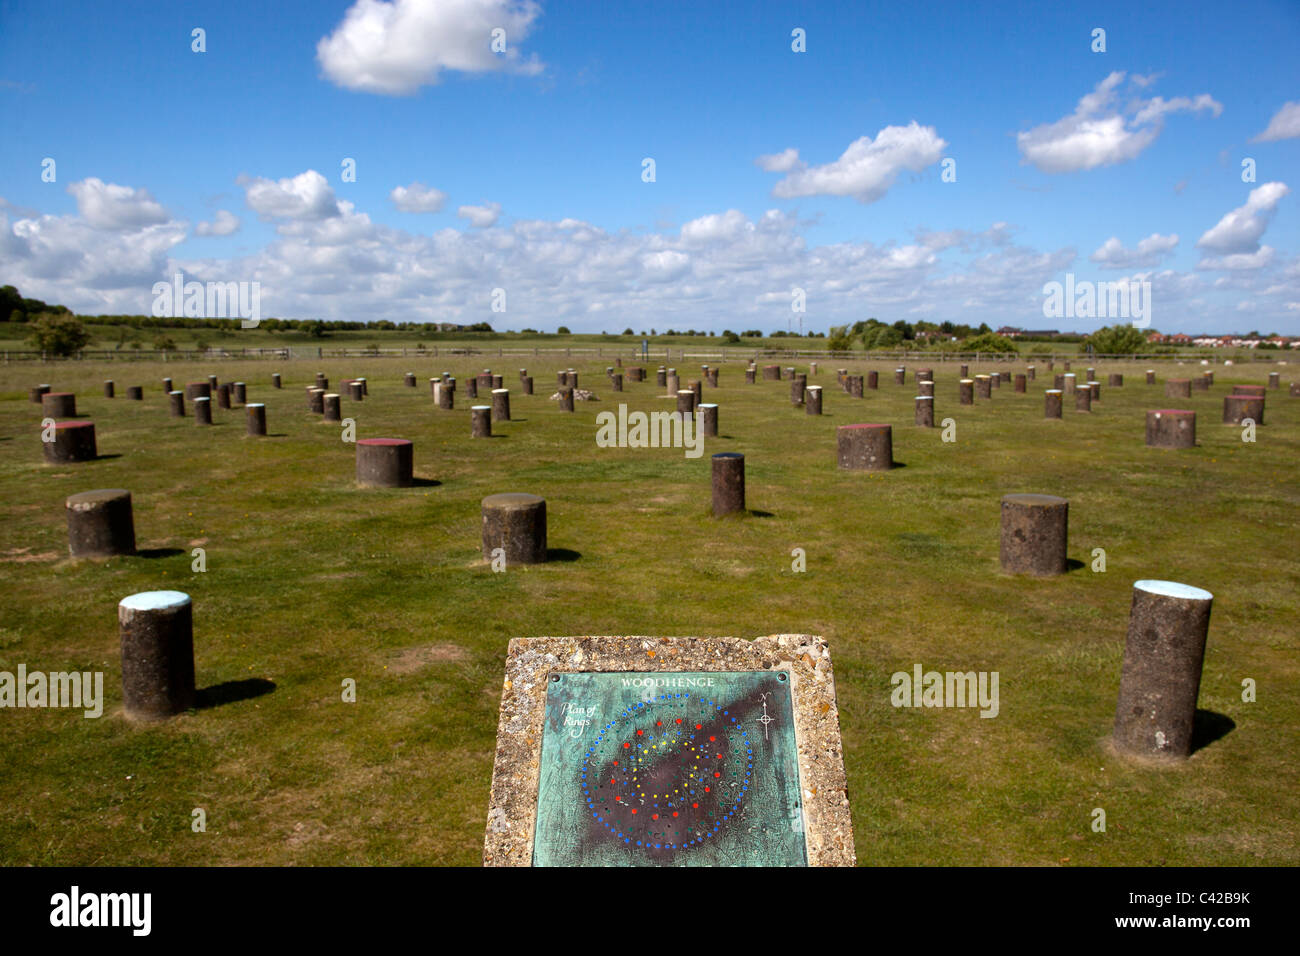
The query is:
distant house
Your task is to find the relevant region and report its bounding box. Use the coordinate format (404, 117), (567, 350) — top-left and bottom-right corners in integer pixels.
(997, 327), (1059, 338)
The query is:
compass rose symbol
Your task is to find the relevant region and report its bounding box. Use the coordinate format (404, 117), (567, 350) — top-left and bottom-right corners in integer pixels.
(757, 692), (775, 741)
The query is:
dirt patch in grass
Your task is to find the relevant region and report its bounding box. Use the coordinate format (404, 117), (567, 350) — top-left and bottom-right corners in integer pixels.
(389, 643), (470, 674)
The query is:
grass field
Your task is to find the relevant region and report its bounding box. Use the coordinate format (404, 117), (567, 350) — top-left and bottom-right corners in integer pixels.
(1, 353), (1296, 866)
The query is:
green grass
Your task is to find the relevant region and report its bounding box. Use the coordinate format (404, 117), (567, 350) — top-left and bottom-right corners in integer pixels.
(1, 356), (1296, 866)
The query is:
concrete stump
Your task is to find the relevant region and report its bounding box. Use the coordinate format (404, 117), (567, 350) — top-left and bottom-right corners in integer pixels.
(1268, 372), (1280, 389)
(915, 395), (934, 427)
(1045, 390), (1063, 418)
(991, 372), (1001, 389)
(867, 370), (878, 390)
(492, 375), (504, 390)
(406, 372), (417, 387)
(676, 390), (696, 417)
(666, 373), (679, 395)
(217, 383), (231, 409)
(745, 368), (756, 384)
(558, 387), (574, 412)
(1014, 374), (1026, 393)
(711, 452), (744, 516)
(1088, 381), (1101, 402)
(1165, 379), (1191, 398)
(1086, 367), (1096, 382)
(690, 379), (703, 403)
(791, 375), (806, 405)
(960, 364), (969, 378)
(522, 376), (533, 396)
(1203, 371), (1214, 385)
(1076, 385), (1092, 412)
(356, 438), (413, 486)
(43, 421), (97, 462)
(916, 368), (933, 385)
(30, 384), (51, 404)
(1146, 410), (1195, 448)
(273, 373), (282, 388)
(612, 373), (623, 392)
(763, 365), (781, 381)
(194, 396), (213, 425)
(207, 375), (218, 393)
(809, 362), (817, 376)
(168, 391), (185, 417)
(1053, 374), (1065, 390)
(566, 372), (578, 389)
(1223, 395), (1263, 425)
(162, 377), (173, 393)
(1063, 374), (1076, 395)
(119, 591), (196, 720)
(126, 386), (143, 400)
(1193, 375), (1209, 391)
(184, 382), (210, 402)
(472, 405), (493, 437)
(999, 493), (1068, 576)
(657, 368), (667, 387)
(960, 379), (974, 404)
(246, 403), (266, 436)
(42, 392), (77, 417)
(1290, 383), (1300, 397)
(308, 388), (326, 413)
(467, 379), (478, 399)
(1146, 370), (1156, 385)
(323, 393), (342, 422)
(1112, 580), (1214, 760)
(837, 424), (892, 471)
(919, 380), (934, 397)
(481, 493), (547, 564)
(700, 403), (718, 437)
(348, 382), (363, 401)
(848, 375), (864, 398)
(706, 369), (718, 387)
(1109, 373), (1123, 387)
(232, 382), (246, 404)
(1027, 365), (1036, 381)
(66, 489), (135, 557)
(492, 388), (511, 422)
(103, 380), (115, 398)
(438, 383), (455, 410)
(805, 385), (822, 415)
(1064, 362), (1071, 371)
(894, 368), (905, 385)
(316, 374), (328, 390)
(975, 375), (991, 399)
(519, 369), (528, 381)
(1232, 385), (1266, 397)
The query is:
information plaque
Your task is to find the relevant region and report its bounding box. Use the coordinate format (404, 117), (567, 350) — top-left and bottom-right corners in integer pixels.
(533, 670), (806, 866)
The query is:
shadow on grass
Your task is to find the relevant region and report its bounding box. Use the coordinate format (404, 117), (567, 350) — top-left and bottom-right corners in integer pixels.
(136, 548), (185, 559)
(1191, 710), (1236, 754)
(747, 509), (776, 518)
(88, 453), (124, 461)
(196, 678), (276, 710)
(548, 548), (581, 562)
(411, 477), (442, 487)
(1065, 558), (1087, 572)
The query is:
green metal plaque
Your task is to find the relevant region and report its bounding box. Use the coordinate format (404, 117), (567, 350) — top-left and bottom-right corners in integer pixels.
(533, 671), (806, 866)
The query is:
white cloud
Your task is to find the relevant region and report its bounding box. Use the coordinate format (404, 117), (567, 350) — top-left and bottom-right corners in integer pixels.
(317, 0), (544, 95)
(66, 178), (169, 230)
(195, 210), (241, 237)
(757, 122), (948, 203)
(1090, 233), (1179, 268)
(457, 201), (501, 227)
(1196, 182), (1289, 254)
(390, 182), (448, 213)
(1196, 247), (1275, 270)
(680, 209), (750, 243)
(1018, 72), (1222, 173)
(1251, 101), (1300, 143)
(240, 170), (342, 221)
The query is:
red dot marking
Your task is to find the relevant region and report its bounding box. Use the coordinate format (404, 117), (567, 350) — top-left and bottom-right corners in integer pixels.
(709, 736), (715, 742)
(623, 743), (630, 749)
(652, 814), (659, 820)
(672, 812), (678, 817)
(636, 730), (643, 736)
(631, 809), (637, 814)
(696, 724), (702, 729)
(714, 772), (721, 778)
(692, 803), (699, 809)
(675, 718), (682, 724)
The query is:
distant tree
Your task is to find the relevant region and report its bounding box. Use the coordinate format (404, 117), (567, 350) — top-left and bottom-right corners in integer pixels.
(309, 321), (328, 338)
(153, 335), (178, 351)
(721, 330), (741, 344)
(961, 332), (1017, 353)
(27, 312), (91, 356)
(1085, 323), (1147, 355)
(622, 327), (634, 335)
(557, 325), (571, 334)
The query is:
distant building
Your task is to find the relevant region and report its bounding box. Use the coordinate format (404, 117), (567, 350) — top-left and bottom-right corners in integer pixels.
(998, 327), (1060, 339)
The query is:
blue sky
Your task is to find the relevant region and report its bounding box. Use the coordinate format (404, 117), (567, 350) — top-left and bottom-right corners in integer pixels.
(1, 0), (1297, 333)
